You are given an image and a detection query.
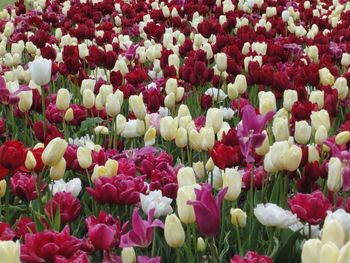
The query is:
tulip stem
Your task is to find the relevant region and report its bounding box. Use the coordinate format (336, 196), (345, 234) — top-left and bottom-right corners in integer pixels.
(176, 248), (181, 263)
(235, 226), (243, 255)
(151, 229), (157, 257)
(41, 87), (46, 138)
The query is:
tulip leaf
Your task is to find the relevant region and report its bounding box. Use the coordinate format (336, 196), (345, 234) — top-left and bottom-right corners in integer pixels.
(77, 117), (103, 136)
(218, 232), (230, 263)
(273, 230), (302, 262)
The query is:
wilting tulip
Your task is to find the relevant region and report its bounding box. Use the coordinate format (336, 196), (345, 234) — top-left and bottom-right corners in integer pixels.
(230, 208), (247, 227)
(0, 240), (20, 263)
(327, 157), (343, 192)
(222, 168), (242, 201)
(49, 158), (66, 180)
(56, 88), (71, 111)
(42, 138), (68, 167)
(164, 214), (185, 248)
(121, 247), (136, 263)
(301, 239), (322, 263)
(188, 184), (228, 237)
(176, 186), (196, 224)
(28, 57), (51, 86)
(0, 179), (6, 198)
(77, 146), (92, 169)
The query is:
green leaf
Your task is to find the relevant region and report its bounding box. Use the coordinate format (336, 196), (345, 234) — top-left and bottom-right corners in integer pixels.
(273, 230), (302, 262)
(218, 232), (231, 263)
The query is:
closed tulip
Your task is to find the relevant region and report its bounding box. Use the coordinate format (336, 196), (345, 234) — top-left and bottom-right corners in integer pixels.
(0, 240), (20, 263)
(28, 57), (51, 86)
(341, 53), (350, 67)
(144, 127), (156, 146)
(283, 90), (298, 112)
(234, 74), (247, 94)
(77, 146), (92, 169)
(25, 151), (36, 170)
(319, 242), (339, 263)
(200, 127), (215, 150)
(83, 89), (95, 109)
(49, 158), (66, 180)
(64, 108), (74, 122)
(0, 180), (6, 198)
(256, 131), (270, 156)
(193, 161), (205, 179)
(336, 131), (350, 145)
(222, 168), (242, 201)
(272, 117), (289, 141)
(309, 90), (324, 109)
(285, 144), (302, 171)
(315, 125), (328, 145)
(322, 219), (345, 249)
(327, 157), (343, 192)
(164, 92), (175, 109)
(18, 90), (33, 112)
(164, 214), (185, 248)
(177, 167), (196, 187)
(160, 116), (178, 141)
(205, 108), (223, 134)
(337, 241), (350, 263)
(301, 239), (322, 263)
(319, 67), (335, 86)
(307, 45), (319, 63)
(215, 53), (227, 72)
(311, 110), (330, 131)
(294, 121), (311, 144)
(121, 247), (136, 263)
(189, 129), (202, 152)
(227, 83), (238, 100)
(56, 88), (71, 111)
(175, 127), (187, 148)
(176, 186), (196, 224)
(197, 237), (206, 252)
(230, 208), (247, 227)
(333, 77), (348, 100)
(259, 91), (276, 115)
(129, 95), (146, 120)
(106, 94), (121, 117)
(42, 138), (68, 166)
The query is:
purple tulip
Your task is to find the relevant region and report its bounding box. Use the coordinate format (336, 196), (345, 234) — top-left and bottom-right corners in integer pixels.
(188, 184), (228, 237)
(120, 208), (164, 248)
(138, 256), (161, 263)
(237, 104), (274, 163)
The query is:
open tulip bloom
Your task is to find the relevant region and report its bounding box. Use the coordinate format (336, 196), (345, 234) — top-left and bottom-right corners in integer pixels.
(1, 0), (350, 262)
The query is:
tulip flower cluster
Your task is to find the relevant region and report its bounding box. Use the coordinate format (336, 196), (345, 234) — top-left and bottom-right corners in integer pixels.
(1, 0), (350, 262)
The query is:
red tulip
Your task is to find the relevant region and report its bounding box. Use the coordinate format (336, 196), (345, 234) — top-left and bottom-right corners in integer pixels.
(0, 222), (16, 241)
(10, 171), (40, 201)
(0, 140), (26, 171)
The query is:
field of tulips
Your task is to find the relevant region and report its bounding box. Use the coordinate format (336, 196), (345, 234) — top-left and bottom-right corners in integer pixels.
(1, 0), (350, 262)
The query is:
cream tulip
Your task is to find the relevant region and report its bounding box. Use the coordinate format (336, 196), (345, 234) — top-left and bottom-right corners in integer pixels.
(222, 168), (242, 201)
(42, 138), (68, 166)
(164, 214), (185, 248)
(56, 88), (71, 111)
(294, 121), (311, 145)
(77, 146), (92, 169)
(301, 239), (322, 263)
(176, 186), (196, 224)
(49, 158), (66, 180)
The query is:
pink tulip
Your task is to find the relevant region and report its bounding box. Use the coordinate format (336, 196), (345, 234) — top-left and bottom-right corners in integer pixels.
(188, 184), (228, 237)
(120, 208), (164, 248)
(138, 256), (161, 263)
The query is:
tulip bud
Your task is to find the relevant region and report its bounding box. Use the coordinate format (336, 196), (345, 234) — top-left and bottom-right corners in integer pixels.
(105, 159), (119, 177)
(337, 241), (350, 263)
(94, 125), (109, 135)
(319, 242), (339, 263)
(177, 167), (196, 187)
(327, 157), (343, 193)
(0, 180), (6, 198)
(308, 144), (320, 163)
(42, 138), (68, 167)
(230, 208), (247, 227)
(164, 92), (176, 109)
(0, 240), (21, 263)
(178, 105), (191, 118)
(193, 161), (205, 179)
(200, 127), (215, 150)
(49, 158), (66, 180)
(175, 127), (188, 148)
(341, 53), (350, 67)
(205, 158), (215, 172)
(56, 88), (71, 111)
(176, 186), (196, 224)
(77, 146), (92, 169)
(164, 214), (185, 248)
(205, 108), (223, 134)
(165, 78), (177, 95)
(315, 125), (328, 145)
(311, 110), (330, 131)
(121, 247), (136, 263)
(333, 77), (349, 100)
(197, 237), (206, 252)
(234, 75), (247, 95)
(222, 168), (242, 201)
(283, 90), (298, 112)
(259, 91), (276, 115)
(176, 87), (185, 102)
(256, 131), (270, 156)
(160, 116), (178, 141)
(336, 131), (350, 145)
(294, 121), (311, 145)
(25, 151), (37, 170)
(319, 68), (335, 86)
(80, 79), (96, 94)
(215, 53), (227, 72)
(309, 90), (324, 109)
(144, 127), (156, 146)
(64, 108), (74, 122)
(227, 83), (238, 100)
(272, 117), (289, 141)
(189, 129), (202, 152)
(83, 89), (95, 109)
(18, 90), (33, 112)
(116, 114), (126, 135)
(95, 94), (104, 110)
(301, 239), (322, 263)
(106, 94), (121, 117)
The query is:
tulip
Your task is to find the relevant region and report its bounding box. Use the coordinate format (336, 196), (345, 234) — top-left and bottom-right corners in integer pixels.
(307, 45), (319, 63)
(177, 167), (196, 187)
(28, 57), (51, 86)
(105, 159), (119, 177)
(193, 161), (205, 179)
(18, 90), (33, 112)
(230, 208), (247, 227)
(272, 117), (289, 141)
(259, 91), (276, 115)
(321, 219), (345, 249)
(144, 127), (156, 146)
(140, 190), (173, 218)
(121, 247), (136, 263)
(77, 146), (92, 169)
(0, 240), (20, 263)
(341, 53), (350, 67)
(234, 74), (247, 94)
(49, 158), (66, 180)
(164, 214), (185, 248)
(83, 89), (95, 109)
(41, 138), (68, 167)
(338, 241), (350, 263)
(311, 110), (330, 131)
(200, 127), (215, 150)
(336, 131), (350, 145)
(256, 131), (270, 156)
(160, 116), (178, 141)
(25, 151), (37, 170)
(294, 121), (311, 144)
(188, 184), (228, 237)
(205, 108), (223, 134)
(106, 94), (121, 117)
(176, 186), (196, 224)
(205, 158), (215, 172)
(215, 53), (227, 72)
(309, 90), (324, 109)
(99, 85), (113, 105)
(197, 237), (206, 252)
(333, 77), (348, 100)
(222, 168), (242, 201)
(189, 129), (202, 152)
(319, 67), (335, 86)
(315, 125), (328, 145)
(283, 90), (298, 112)
(129, 95), (146, 120)
(0, 179), (6, 198)
(227, 83), (238, 100)
(165, 78), (177, 95)
(319, 242), (339, 263)
(327, 157), (343, 192)
(164, 92), (175, 109)
(254, 203), (298, 228)
(56, 88), (71, 111)
(175, 127), (187, 148)
(94, 126), (109, 135)
(301, 239), (322, 263)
